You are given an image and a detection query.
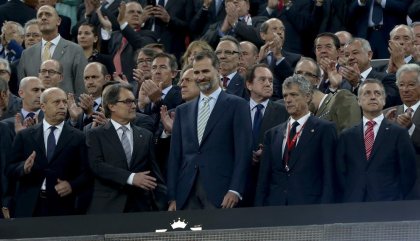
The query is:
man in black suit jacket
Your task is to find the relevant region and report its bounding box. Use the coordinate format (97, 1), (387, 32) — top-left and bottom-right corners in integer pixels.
(138, 52), (183, 131)
(86, 83), (165, 213)
(258, 18), (297, 99)
(189, 0), (226, 40)
(0, 121), (13, 218)
(243, 63), (288, 206)
(6, 87), (89, 217)
(337, 79), (416, 202)
(215, 36), (249, 99)
(0, 77), (21, 121)
(202, 0), (267, 49)
(255, 75), (337, 206)
(342, 38), (400, 108)
(0, 0), (36, 27)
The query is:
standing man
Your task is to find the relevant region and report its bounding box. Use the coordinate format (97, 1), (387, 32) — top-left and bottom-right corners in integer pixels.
(243, 63), (288, 206)
(86, 83), (165, 213)
(18, 5), (87, 96)
(6, 87), (89, 217)
(337, 79), (416, 202)
(385, 64), (420, 199)
(167, 51), (252, 210)
(255, 75), (337, 206)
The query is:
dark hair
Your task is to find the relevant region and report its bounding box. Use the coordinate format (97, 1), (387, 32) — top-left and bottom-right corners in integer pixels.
(314, 32), (340, 50)
(245, 63), (271, 83)
(153, 52), (178, 71)
(102, 83), (133, 118)
(78, 22), (100, 52)
(87, 62), (109, 76)
(219, 35), (241, 52)
(357, 78), (386, 98)
(193, 50), (220, 69)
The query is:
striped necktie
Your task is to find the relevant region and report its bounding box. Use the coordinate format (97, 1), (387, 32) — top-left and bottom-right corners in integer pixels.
(197, 96), (211, 144)
(120, 126), (132, 165)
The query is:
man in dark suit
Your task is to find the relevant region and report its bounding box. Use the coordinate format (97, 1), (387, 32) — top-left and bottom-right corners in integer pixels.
(6, 87), (89, 217)
(0, 121), (14, 218)
(138, 52), (183, 131)
(384, 64), (420, 199)
(295, 57), (361, 133)
(86, 83), (165, 213)
(347, 0), (412, 59)
(189, 0), (226, 40)
(336, 79), (416, 202)
(18, 5), (87, 97)
(258, 18), (298, 99)
(343, 38), (400, 108)
(255, 74), (337, 206)
(0, 0), (36, 27)
(243, 63), (288, 206)
(2, 76), (45, 135)
(202, 0), (267, 49)
(167, 51), (252, 210)
(215, 36), (249, 99)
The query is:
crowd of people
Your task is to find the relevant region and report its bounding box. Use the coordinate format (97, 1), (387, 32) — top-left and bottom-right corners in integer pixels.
(0, 0), (419, 219)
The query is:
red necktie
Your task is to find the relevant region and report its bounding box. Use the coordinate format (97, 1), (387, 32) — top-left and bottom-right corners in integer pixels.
(278, 0), (284, 12)
(364, 120), (376, 160)
(222, 76), (229, 88)
(113, 37), (128, 75)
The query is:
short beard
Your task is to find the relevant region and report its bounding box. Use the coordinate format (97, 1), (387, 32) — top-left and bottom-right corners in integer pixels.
(197, 81), (212, 93)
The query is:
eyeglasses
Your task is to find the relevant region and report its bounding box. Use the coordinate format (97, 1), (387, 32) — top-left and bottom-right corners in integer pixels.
(294, 71), (319, 79)
(116, 99), (137, 106)
(25, 32), (41, 38)
(215, 50), (239, 56)
(40, 69), (61, 75)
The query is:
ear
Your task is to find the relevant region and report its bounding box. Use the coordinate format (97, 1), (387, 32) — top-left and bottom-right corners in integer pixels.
(367, 51), (373, 61)
(18, 89), (24, 98)
(40, 102), (46, 112)
(171, 70), (179, 79)
(105, 74), (112, 81)
(245, 81), (252, 92)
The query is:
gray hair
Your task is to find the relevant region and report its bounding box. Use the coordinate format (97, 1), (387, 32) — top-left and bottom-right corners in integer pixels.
(347, 37), (372, 52)
(282, 74), (313, 96)
(24, 19), (38, 33)
(102, 83), (133, 118)
(2, 21), (24, 36)
(390, 24), (414, 40)
(40, 87), (65, 103)
(357, 79), (386, 98)
(0, 58), (11, 74)
(19, 76), (41, 90)
(396, 63), (420, 84)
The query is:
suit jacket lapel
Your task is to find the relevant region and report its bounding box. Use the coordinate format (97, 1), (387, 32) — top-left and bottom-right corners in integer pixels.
(275, 123), (287, 170)
(226, 73), (242, 94)
(368, 119), (390, 164)
(52, 39), (67, 61)
(200, 92), (226, 146)
(191, 98), (200, 148)
(130, 125), (146, 169)
(287, 116), (316, 170)
(260, 101), (276, 140)
(316, 93), (333, 118)
(31, 123), (48, 162)
(49, 123), (73, 164)
(103, 121), (129, 168)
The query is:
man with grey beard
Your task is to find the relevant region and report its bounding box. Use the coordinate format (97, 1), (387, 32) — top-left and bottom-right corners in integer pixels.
(167, 51), (252, 211)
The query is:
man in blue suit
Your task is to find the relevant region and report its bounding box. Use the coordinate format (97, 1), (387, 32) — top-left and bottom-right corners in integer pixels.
(167, 51), (252, 210)
(336, 79), (416, 202)
(255, 75), (337, 206)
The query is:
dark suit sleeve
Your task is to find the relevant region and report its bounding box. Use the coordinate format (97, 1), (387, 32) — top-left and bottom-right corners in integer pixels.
(336, 130), (348, 202)
(229, 99), (252, 196)
(233, 17), (267, 47)
(122, 26), (158, 50)
(68, 133), (90, 194)
(167, 107), (183, 201)
(86, 129), (132, 186)
(397, 128), (417, 197)
(255, 129), (273, 206)
(320, 122), (338, 203)
(5, 131), (26, 180)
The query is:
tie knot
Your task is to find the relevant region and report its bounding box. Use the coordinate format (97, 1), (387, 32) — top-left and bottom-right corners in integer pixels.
(45, 41), (52, 48)
(202, 96), (211, 104)
(255, 104), (264, 111)
(50, 126), (57, 132)
(406, 107), (414, 115)
(120, 125), (129, 132)
(367, 120), (376, 127)
(26, 112), (35, 119)
(292, 121), (299, 129)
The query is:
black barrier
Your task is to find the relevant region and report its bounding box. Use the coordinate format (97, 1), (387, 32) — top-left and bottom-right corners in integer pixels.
(2, 200), (420, 239)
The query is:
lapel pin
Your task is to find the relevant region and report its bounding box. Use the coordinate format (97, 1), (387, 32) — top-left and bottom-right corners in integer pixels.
(139, 135), (143, 138)
(311, 129), (314, 133)
(385, 127), (389, 130)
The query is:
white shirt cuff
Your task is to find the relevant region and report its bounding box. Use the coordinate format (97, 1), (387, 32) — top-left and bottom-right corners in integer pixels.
(127, 173), (135, 185)
(228, 190), (242, 200)
(101, 28), (111, 40)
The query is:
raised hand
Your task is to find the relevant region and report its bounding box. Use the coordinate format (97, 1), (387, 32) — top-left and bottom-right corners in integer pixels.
(23, 151), (36, 174)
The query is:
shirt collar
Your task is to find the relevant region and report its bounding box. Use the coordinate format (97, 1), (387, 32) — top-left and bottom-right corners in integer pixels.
(162, 85), (173, 96)
(250, 98), (269, 110)
(405, 55), (413, 64)
(21, 108), (41, 118)
(43, 119), (64, 132)
(42, 35), (61, 48)
(110, 119), (132, 132)
(404, 101), (420, 113)
(362, 113), (384, 126)
(199, 87), (222, 102)
(289, 112), (311, 126)
(360, 67), (372, 81)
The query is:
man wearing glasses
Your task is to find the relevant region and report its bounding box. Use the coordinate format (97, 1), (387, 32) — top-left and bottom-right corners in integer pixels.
(86, 83), (165, 213)
(38, 59), (63, 89)
(215, 36), (248, 99)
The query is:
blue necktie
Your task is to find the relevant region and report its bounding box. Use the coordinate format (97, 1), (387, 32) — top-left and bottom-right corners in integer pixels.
(252, 104), (264, 149)
(25, 112), (35, 120)
(154, 0), (165, 34)
(47, 126), (57, 162)
(372, 1), (382, 25)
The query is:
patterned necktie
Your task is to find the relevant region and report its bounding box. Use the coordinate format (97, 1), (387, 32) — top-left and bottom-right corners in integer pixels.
(197, 96), (211, 144)
(364, 120), (376, 160)
(252, 104), (264, 148)
(47, 126), (57, 162)
(25, 112), (35, 120)
(113, 37), (127, 75)
(406, 107), (414, 117)
(42, 42), (52, 62)
(120, 126), (132, 165)
(372, 1), (383, 25)
(282, 121), (299, 162)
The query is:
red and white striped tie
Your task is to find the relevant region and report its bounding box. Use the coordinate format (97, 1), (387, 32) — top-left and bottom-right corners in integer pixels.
(364, 120), (376, 160)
